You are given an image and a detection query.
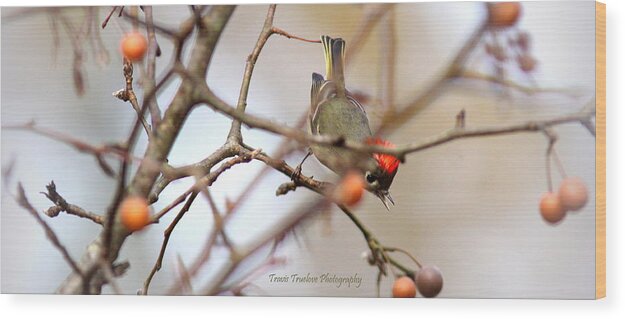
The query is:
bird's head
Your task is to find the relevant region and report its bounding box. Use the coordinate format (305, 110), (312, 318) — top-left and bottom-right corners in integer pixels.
(364, 138), (400, 210)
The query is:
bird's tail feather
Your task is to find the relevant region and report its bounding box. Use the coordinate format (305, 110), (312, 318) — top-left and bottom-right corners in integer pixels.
(321, 35), (346, 97)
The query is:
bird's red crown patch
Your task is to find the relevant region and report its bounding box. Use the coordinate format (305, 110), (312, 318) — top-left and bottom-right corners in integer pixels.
(366, 137), (400, 174)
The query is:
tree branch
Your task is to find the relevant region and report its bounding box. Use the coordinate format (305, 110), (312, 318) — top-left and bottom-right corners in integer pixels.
(198, 82), (594, 163)
(227, 4), (277, 143)
(15, 183), (85, 278)
(41, 181), (104, 225)
(56, 5), (236, 294)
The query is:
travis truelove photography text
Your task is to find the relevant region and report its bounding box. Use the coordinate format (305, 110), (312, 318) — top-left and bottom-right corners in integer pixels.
(268, 273), (363, 288)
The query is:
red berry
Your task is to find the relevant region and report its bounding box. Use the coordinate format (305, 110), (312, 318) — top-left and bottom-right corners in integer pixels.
(416, 266), (443, 298)
(120, 32), (148, 61)
(392, 276), (417, 298)
(559, 177), (588, 211)
(539, 192), (566, 224)
(487, 2), (522, 28)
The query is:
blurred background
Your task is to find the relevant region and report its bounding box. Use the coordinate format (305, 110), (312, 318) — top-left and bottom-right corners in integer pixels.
(1, 1), (596, 298)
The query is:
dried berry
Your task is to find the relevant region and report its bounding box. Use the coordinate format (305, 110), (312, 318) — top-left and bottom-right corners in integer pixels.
(416, 266), (443, 298)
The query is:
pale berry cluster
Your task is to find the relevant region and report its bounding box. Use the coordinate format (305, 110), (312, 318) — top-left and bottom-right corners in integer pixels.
(539, 177), (589, 225)
(484, 3), (538, 76)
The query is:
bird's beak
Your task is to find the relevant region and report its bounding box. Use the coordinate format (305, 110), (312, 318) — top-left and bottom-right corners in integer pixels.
(376, 190), (395, 211)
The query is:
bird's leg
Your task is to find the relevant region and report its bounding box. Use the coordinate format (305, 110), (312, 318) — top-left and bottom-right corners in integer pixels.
(291, 149), (313, 181)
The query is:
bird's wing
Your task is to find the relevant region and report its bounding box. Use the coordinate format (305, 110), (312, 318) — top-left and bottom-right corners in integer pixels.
(314, 96), (372, 141)
(310, 72), (325, 120)
(310, 73), (335, 135)
(346, 92), (367, 115)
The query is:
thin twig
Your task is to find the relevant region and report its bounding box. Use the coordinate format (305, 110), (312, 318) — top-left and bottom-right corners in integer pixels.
(197, 178), (235, 253)
(345, 4), (394, 59)
(41, 181), (104, 225)
(227, 4), (278, 143)
(2, 121), (123, 177)
(149, 145), (236, 203)
(142, 191), (199, 295)
(454, 70), (581, 97)
(151, 191), (191, 223)
(198, 83), (594, 162)
(271, 27), (320, 43)
(383, 246), (423, 269)
(113, 58), (152, 139)
(175, 254), (193, 294)
(120, 9), (177, 38)
(199, 199), (331, 295)
(15, 183), (84, 278)
(101, 6), (119, 29)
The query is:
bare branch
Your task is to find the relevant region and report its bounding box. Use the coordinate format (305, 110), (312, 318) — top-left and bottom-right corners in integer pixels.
(175, 254), (193, 294)
(345, 4), (394, 59)
(453, 70), (582, 97)
(57, 5), (236, 294)
(120, 9), (178, 38)
(2, 121), (122, 177)
(101, 6), (120, 29)
(113, 58), (152, 139)
(200, 199), (332, 295)
(227, 4), (278, 143)
(149, 145), (236, 203)
(15, 183), (84, 278)
(271, 27), (320, 43)
(199, 83), (594, 163)
(376, 22), (489, 134)
(142, 191), (198, 295)
(394, 107), (594, 156)
(41, 181), (105, 225)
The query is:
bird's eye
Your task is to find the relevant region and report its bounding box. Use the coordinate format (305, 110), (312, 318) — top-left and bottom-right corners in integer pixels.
(366, 172), (377, 183)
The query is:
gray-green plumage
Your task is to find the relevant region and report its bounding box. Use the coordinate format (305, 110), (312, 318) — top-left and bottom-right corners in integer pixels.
(309, 36), (374, 174)
(307, 35), (398, 209)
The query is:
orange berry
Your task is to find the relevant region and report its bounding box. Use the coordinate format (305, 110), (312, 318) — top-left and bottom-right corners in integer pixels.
(487, 2), (522, 27)
(119, 196), (150, 232)
(120, 32), (148, 61)
(333, 171), (365, 206)
(559, 177), (588, 211)
(392, 276), (417, 298)
(416, 266), (443, 298)
(539, 192), (566, 224)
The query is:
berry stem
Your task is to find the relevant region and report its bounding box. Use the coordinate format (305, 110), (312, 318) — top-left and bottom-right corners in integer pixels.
(384, 246), (423, 269)
(552, 148), (568, 178)
(546, 150), (553, 192)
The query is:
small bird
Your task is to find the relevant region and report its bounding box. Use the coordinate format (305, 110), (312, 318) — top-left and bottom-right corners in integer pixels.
(298, 35), (400, 209)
